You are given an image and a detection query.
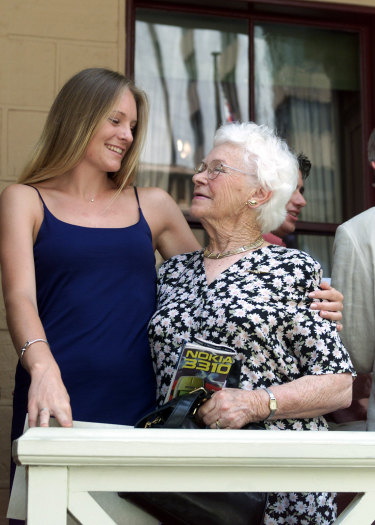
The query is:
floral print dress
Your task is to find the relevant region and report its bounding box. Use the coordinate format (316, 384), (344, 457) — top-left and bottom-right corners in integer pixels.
(148, 245), (355, 524)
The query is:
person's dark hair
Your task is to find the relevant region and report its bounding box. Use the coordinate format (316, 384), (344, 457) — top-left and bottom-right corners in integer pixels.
(368, 128), (375, 163)
(297, 153), (311, 180)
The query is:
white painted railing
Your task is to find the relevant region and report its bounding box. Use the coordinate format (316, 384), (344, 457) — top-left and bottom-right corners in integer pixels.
(13, 427), (375, 525)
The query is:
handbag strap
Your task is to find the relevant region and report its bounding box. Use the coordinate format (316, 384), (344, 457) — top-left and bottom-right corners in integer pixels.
(165, 388), (208, 428)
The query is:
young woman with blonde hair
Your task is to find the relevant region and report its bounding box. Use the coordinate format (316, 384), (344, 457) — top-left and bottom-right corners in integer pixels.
(0, 68), (199, 442)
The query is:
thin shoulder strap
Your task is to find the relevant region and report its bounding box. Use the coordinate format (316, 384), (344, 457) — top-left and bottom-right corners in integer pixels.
(133, 186), (140, 208)
(29, 185), (47, 207)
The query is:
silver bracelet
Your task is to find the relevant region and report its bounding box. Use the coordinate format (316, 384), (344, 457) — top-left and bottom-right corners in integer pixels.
(20, 338), (49, 364)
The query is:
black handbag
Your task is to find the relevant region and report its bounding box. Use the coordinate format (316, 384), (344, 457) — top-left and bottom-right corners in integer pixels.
(123, 491), (267, 525)
(134, 386), (210, 429)
(120, 385), (268, 525)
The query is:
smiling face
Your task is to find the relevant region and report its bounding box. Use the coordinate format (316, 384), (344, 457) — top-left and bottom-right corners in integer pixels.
(190, 143), (256, 223)
(82, 89), (137, 174)
(272, 171), (306, 238)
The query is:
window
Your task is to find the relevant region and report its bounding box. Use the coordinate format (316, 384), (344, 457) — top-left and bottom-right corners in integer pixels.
(130, 0), (375, 274)
(254, 22), (362, 272)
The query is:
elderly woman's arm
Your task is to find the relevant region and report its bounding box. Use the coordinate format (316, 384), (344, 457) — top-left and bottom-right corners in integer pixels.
(198, 373), (353, 429)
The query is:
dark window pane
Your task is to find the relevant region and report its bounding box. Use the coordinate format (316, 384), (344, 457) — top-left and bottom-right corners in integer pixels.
(254, 23), (362, 224)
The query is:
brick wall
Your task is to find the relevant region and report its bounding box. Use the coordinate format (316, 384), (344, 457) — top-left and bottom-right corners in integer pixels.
(0, 1), (126, 522)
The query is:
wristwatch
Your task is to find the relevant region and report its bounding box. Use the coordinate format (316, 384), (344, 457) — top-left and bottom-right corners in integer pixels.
(264, 387), (277, 421)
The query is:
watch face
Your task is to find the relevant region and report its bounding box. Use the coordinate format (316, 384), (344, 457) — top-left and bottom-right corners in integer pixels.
(270, 400), (277, 410)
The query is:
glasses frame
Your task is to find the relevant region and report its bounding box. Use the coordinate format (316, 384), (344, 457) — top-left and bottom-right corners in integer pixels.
(194, 160), (254, 180)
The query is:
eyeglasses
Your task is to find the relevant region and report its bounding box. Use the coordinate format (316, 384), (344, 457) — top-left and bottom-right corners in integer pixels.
(194, 160), (253, 181)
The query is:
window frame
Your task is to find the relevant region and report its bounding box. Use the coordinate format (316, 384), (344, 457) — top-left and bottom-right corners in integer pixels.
(126, 0), (375, 237)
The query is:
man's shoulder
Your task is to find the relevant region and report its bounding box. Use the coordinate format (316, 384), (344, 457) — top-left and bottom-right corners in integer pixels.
(335, 207), (375, 256)
(339, 207), (375, 233)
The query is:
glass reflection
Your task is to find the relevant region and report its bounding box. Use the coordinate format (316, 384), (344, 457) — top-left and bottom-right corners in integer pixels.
(135, 9), (248, 212)
(254, 23), (362, 224)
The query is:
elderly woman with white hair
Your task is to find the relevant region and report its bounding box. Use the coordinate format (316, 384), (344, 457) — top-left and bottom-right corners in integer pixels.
(148, 122), (354, 524)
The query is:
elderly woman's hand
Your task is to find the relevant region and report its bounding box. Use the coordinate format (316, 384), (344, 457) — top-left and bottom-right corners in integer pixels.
(198, 374), (353, 429)
(197, 388), (267, 429)
(309, 281), (343, 331)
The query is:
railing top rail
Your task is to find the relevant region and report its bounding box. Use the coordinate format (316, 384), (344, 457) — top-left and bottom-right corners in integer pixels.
(14, 427), (375, 468)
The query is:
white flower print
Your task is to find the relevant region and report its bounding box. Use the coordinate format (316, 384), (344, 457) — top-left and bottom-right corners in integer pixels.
(295, 501), (307, 513)
(233, 335), (246, 348)
(339, 360), (351, 370)
(294, 267), (304, 279)
(250, 313), (263, 324)
(268, 315), (278, 327)
(250, 354), (263, 367)
(306, 494), (315, 504)
(264, 517), (278, 525)
(273, 278), (283, 289)
(264, 370), (276, 381)
(318, 494), (328, 506)
(314, 324), (326, 336)
(305, 337), (315, 348)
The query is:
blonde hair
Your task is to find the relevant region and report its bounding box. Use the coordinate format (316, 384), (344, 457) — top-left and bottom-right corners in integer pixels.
(18, 68), (149, 191)
(214, 122), (298, 233)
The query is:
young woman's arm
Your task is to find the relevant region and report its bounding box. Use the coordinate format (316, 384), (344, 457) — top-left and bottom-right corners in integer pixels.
(138, 187), (201, 260)
(0, 184), (72, 428)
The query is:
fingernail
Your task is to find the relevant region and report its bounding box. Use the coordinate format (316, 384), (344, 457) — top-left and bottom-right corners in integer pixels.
(310, 303), (318, 309)
(309, 292), (316, 298)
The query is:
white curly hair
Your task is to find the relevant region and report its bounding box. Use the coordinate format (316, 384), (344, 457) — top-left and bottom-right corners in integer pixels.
(214, 122), (298, 233)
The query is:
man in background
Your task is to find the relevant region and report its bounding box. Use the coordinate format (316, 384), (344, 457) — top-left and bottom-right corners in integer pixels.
(331, 128), (375, 431)
(264, 152), (343, 325)
(263, 153), (310, 246)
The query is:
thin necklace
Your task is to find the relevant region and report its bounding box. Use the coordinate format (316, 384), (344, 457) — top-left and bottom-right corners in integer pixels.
(203, 235), (264, 259)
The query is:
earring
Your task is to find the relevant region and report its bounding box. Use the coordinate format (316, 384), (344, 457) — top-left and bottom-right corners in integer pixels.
(246, 199), (257, 207)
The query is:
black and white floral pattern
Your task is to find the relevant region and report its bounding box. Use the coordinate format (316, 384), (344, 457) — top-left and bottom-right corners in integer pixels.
(149, 245), (354, 524)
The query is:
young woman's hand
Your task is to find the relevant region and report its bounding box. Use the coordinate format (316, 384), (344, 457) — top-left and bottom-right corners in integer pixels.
(309, 281), (343, 331)
(27, 359), (73, 428)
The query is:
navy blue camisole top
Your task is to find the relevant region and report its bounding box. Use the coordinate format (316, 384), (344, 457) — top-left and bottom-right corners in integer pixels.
(12, 187), (157, 437)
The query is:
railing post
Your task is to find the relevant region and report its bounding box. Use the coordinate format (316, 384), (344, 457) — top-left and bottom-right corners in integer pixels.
(335, 493), (375, 524)
(27, 466), (68, 525)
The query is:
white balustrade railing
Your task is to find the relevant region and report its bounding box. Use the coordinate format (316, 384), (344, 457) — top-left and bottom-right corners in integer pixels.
(12, 427), (375, 525)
